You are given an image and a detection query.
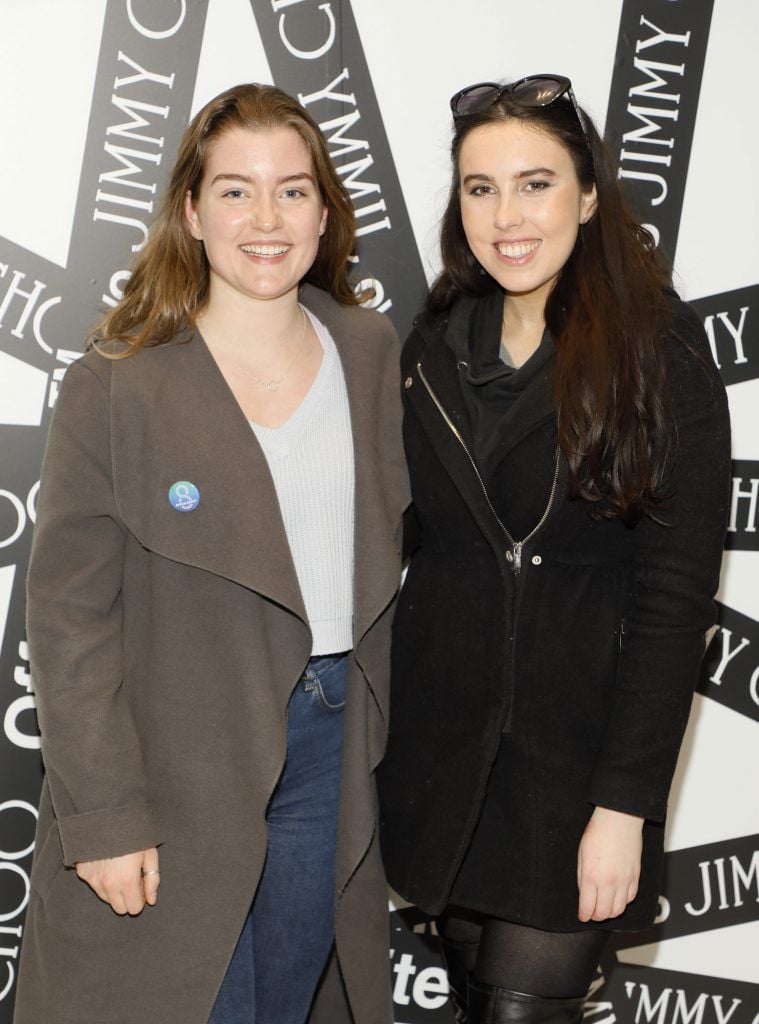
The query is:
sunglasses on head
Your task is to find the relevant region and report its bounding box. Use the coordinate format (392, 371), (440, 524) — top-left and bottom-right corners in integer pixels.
(450, 73), (589, 144)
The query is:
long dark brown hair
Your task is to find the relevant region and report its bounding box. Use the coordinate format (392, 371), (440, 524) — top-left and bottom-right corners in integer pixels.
(430, 86), (675, 523)
(92, 83), (361, 357)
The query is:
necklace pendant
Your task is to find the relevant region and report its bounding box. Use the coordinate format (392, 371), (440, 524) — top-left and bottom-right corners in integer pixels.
(266, 379), (282, 392)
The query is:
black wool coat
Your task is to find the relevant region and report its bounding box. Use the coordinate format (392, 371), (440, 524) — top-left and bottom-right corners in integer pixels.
(378, 295), (731, 932)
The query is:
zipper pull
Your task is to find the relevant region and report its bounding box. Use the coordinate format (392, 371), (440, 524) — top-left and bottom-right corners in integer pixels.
(512, 541), (522, 575)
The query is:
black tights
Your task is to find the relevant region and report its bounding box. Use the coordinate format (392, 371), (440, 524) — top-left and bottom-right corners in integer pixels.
(437, 906), (609, 999)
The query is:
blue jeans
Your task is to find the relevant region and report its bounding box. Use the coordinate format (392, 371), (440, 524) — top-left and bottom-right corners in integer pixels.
(208, 654), (348, 1024)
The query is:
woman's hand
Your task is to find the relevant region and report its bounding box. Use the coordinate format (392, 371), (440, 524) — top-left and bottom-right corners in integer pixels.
(75, 847), (160, 915)
(577, 807), (643, 922)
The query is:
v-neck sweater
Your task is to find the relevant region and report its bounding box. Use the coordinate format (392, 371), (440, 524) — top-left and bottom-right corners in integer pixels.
(250, 310), (355, 654)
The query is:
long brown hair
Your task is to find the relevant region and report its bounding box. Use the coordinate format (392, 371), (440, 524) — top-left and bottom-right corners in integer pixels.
(429, 86), (675, 523)
(92, 83), (361, 356)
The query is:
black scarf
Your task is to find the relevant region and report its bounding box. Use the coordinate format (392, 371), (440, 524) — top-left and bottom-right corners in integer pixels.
(445, 290), (555, 479)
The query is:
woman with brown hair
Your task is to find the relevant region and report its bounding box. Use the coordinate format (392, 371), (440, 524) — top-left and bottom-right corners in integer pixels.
(15, 83), (408, 1024)
(379, 75), (730, 1023)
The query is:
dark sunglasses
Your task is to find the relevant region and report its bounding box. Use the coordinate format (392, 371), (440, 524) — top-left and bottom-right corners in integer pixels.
(450, 73), (589, 143)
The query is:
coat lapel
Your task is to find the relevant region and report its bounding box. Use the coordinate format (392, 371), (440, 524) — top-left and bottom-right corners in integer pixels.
(110, 287), (408, 649)
(409, 311), (558, 540)
(408, 328), (508, 551)
(110, 327), (308, 624)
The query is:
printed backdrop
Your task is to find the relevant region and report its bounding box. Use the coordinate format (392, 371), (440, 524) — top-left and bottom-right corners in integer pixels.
(1, 1), (757, 1021)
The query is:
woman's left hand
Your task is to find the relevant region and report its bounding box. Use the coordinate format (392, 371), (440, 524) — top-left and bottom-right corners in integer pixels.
(577, 806), (644, 922)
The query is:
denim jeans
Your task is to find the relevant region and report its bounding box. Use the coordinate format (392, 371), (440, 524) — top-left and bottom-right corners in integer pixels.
(207, 653), (348, 1024)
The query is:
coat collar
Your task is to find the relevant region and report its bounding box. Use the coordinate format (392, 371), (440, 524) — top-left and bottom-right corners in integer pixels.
(414, 296), (557, 463)
(406, 326), (510, 553)
(110, 285), (406, 646)
(405, 298), (558, 553)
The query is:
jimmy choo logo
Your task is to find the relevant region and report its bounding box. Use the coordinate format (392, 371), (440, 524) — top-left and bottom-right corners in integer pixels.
(617, 16), (692, 235)
(73, 4), (205, 319)
(605, 0), (714, 260)
(249, 0), (428, 337)
(299, 69), (393, 245)
(93, 51), (176, 268)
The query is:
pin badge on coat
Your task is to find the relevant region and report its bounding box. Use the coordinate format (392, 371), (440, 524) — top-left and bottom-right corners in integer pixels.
(168, 481), (200, 512)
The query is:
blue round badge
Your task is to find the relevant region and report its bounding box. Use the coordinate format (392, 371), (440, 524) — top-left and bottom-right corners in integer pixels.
(168, 481), (200, 513)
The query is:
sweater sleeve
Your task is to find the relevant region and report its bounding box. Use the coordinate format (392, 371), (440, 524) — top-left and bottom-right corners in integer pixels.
(586, 304), (731, 821)
(27, 358), (160, 865)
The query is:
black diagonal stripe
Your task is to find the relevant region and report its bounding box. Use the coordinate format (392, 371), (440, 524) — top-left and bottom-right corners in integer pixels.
(249, 1), (428, 340)
(724, 462), (759, 552)
(690, 285), (759, 387)
(66, 2), (209, 341)
(698, 600), (759, 719)
(611, 833), (759, 947)
(0, 237), (67, 374)
(604, 0), (714, 263)
(593, 957), (758, 1024)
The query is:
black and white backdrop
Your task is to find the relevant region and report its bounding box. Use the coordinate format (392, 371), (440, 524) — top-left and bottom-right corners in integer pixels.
(0, 1), (757, 1021)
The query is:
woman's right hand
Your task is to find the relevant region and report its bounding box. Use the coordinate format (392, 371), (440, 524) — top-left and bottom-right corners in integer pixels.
(75, 847), (160, 915)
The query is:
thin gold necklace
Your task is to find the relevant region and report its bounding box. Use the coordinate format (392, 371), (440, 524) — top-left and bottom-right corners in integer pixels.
(232, 304), (309, 393)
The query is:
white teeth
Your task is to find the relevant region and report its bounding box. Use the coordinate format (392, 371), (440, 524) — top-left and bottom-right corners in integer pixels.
(497, 241), (540, 258)
(241, 244), (289, 256)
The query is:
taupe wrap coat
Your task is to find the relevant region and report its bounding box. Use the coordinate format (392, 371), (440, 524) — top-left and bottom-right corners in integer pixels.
(14, 285), (409, 1024)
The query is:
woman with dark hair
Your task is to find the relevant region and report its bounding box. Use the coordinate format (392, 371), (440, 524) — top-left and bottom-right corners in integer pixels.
(15, 83), (408, 1024)
(379, 75), (730, 1024)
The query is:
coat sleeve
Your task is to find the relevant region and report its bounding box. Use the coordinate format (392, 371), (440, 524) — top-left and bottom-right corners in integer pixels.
(27, 357), (160, 866)
(586, 304), (731, 821)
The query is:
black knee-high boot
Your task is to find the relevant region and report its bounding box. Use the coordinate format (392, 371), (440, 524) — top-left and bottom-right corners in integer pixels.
(468, 981), (586, 1024)
(439, 936), (474, 1024)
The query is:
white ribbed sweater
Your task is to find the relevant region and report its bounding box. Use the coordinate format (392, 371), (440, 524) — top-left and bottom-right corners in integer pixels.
(250, 310), (355, 655)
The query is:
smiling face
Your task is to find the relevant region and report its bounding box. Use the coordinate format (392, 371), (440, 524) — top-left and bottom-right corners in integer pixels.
(458, 119), (596, 308)
(184, 126), (328, 309)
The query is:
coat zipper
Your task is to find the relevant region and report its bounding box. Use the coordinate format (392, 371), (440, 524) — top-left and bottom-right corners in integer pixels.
(416, 361), (560, 574)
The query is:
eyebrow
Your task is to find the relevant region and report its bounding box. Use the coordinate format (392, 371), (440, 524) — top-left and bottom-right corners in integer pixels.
(210, 171), (316, 186)
(462, 167), (557, 185)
